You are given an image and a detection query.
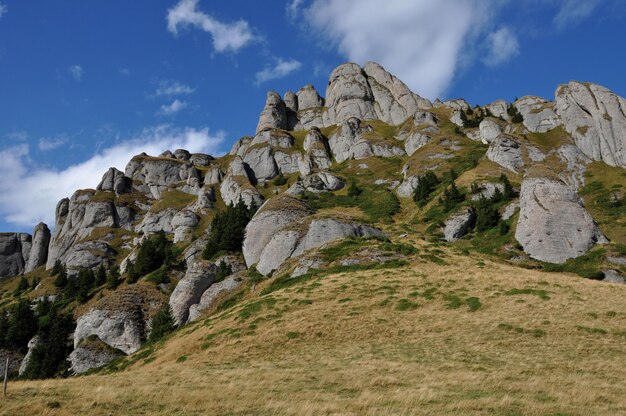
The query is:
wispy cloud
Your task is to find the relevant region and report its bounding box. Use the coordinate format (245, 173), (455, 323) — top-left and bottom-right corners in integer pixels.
(119, 68), (131, 76)
(0, 126), (226, 227)
(167, 0), (256, 53)
(554, 0), (601, 29)
(158, 99), (188, 115)
(38, 135), (67, 152)
(484, 26), (520, 67)
(5, 131), (27, 141)
(156, 81), (195, 96)
(286, 0), (304, 19)
(305, 0), (502, 99)
(68, 64), (83, 81)
(0, 3), (7, 19)
(255, 58), (302, 84)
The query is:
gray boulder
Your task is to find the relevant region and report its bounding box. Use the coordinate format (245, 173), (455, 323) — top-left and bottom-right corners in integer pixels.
(555, 81), (626, 168)
(603, 270), (626, 284)
(125, 156), (188, 199)
(24, 223), (50, 273)
(325, 63), (377, 125)
(297, 84), (324, 110)
(443, 208), (476, 242)
(515, 96), (561, 133)
(396, 175), (419, 198)
(171, 209), (199, 243)
(363, 61), (431, 125)
(485, 100), (510, 120)
(97, 167), (131, 195)
(0, 232), (31, 278)
(18, 336), (39, 376)
(256, 91), (288, 133)
(243, 194), (311, 267)
(69, 335), (125, 374)
(328, 117), (405, 163)
(486, 135), (525, 172)
(169, 261), (217, 326)
(187, 272), (247, 322)
(404, 132), (432, 156)
(220, 156), (264, 208)
(479, 119), (503, 144)
(515, 177), (607, 263)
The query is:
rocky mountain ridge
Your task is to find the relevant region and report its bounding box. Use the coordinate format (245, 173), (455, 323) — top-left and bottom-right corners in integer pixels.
(1, 61), (626, 376)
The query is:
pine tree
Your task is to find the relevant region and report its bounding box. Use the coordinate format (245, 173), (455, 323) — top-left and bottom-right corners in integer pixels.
(202, 199), (255, 260)
(413, 172), (439, 207)
(149, 304), (175, 342)
(500, 174), (516, 199)
(347, 179), (362, 197)
(0, 309), (8, 349)
(50, 259), (62, 276)
(6, 299), (37, 353)
(215, 260), (232, 283)
(474, 197), (501, 232)
(13, 276), (30, 296)
(95, 264), (107, 287)
(21, 305), (74, 379)
(53, 265), (68, 288)
(106, 265), (121, 289)
(441, 182), (465, 212)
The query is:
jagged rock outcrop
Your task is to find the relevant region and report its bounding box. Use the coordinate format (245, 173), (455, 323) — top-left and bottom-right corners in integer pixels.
(470, 183), (505, 201)
(69, 335), (125, 374)
(486, 135), (544, 173)
(219, 156), (264, 208)
(603, 270), (626, 284)
(24, 223), (50, 273)
(479, 119), (503, 144)
(325, 63), (377, 125)
(243, 194), (385, 275)
(171, 210), (199, 243)
(363, 61), (431, 124)
(303, 128), (333, 170)
(0, 232), (31, 278)
(187, 271), (247, 322)
(287, 172), (345, 195)
(97, 167), (131, 195)
(169, 261), (217, 326)
(443, 208), (476, 242)
(555, 81), (626, 168)
(515, 177), (607, 263)
(125, 155), (192, 199)
(243, 195), (311, 268)
(74, 286), (165, 355)
(396, 175), (419, 198)
(18, 336), (39, 376)
(515, 96), (561, 133)
(256, 91), (288, 133)
(485, 100), (509, 120)
(328, 117), (405, 163)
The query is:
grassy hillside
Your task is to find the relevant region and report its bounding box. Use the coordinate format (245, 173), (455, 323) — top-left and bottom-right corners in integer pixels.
(3, 248), (626, 415)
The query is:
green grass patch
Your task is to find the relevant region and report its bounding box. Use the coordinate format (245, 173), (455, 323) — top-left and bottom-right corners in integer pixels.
(542, 248), (606, 280)
(395, 298), (418, 311)
(504, 287), (551, 300)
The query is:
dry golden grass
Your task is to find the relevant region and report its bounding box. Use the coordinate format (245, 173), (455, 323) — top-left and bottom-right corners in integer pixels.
(3, 252), (626, 415)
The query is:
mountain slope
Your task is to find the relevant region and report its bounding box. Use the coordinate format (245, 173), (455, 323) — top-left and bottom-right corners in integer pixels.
(3, 250), (626, 415)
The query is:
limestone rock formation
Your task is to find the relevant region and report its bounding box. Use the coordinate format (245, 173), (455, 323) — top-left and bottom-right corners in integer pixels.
(220, 156), (264, 208)
(0, 232), (31, 278)
(24, 223), (50, 273)
(169, 261), (217, 326)
(187, 271), (247, 323)
(515, 177), (607, 263)
(256, 91), (288, 133)
(97, 167), (131, 195)
(328, 117), (405, 163)
(443, 208), (476, 242)
(555, 81), (626, 168)
(515, 96), (561, 133)
(325, 63), (377, 125)
(485, 100), (510, 120)
(479, 119), (503, 144)
(69, 335), (125, 374)
(74, 286), (165, 355)
(18, 336), (39, 376)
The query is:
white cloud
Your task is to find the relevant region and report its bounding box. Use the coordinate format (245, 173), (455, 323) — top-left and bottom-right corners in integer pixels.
(554, 0), (600, 29)
(156, 81), (195, 96)
(68, 64), (83, 81)
(167, 0), (256, 53)
(286, 0), (304, 19)
(5, 131), (27, 141)
(38, 136), (67, 151)
(305, 0), (502, 99)
(484, 26), (519, 67)
(0, 126), (226, 227)
(0, 3), (7, 19)
(158, 99), (188, 115)
(255, 58), (302, 84)
(119, 68), (131, 76)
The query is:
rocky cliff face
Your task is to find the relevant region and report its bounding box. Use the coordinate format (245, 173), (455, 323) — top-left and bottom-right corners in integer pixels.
(2, 61), (626, 376)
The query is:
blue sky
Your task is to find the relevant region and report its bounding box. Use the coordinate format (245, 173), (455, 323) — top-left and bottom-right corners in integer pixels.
(1, 0), (625, 232)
